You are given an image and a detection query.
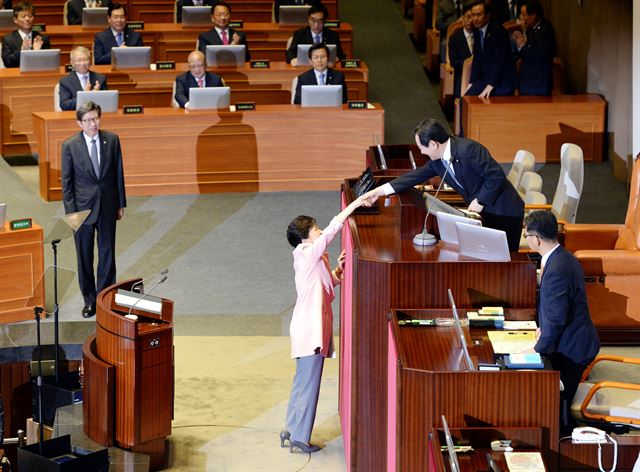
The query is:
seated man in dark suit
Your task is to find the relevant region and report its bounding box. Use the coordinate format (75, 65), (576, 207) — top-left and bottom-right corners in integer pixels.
(198, 1), (250, 61)
(436, 0), (473, 61)
(176, 0), (214, 23)
(59, 46), (108, 111)
(174, 50), (224, 108)
(285, 3), (344, 65)
(2, 2), (51, 68)
(512, 0), (555, 96)
(293, 43), (347, 105)
(448, 4), (474, 97)
(465, 0), (517, 98)
(67, 0), (113, 26)
(524, 210), (600, 433)
(93, 3), (143, 65)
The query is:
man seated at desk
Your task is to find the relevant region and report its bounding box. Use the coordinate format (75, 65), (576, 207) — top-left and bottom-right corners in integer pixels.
(67, 0), (113, 26)
(174, 50), (224, 109)
(93, 3), (143, 65)
(59, 46), (108, 111)
(293, 43), (347, 105)
(285, 3), (345, 66)
(176, 0), (214, 23)
(524, 210), (600, 433)
(1, 2), (51, 68)
(361, 118), (524, 251)
(197, 1), (251, 61)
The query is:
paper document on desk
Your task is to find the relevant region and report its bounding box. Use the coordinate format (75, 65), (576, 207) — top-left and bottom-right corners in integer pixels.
(504, 452), (545, 471)
(502, 320), (537, 330)
(488, 330), (537, 354)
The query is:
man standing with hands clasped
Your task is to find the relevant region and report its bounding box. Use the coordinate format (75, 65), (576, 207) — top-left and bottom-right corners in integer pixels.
(61, 102), (126, 318)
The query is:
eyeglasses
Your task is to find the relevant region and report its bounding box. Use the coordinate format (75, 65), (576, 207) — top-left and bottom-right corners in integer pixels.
(81, 117), (100, 124)
(309, 17), (325, 24)
(523, 233), (539, 240)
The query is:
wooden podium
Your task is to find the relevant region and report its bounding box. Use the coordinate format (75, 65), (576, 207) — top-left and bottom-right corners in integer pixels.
(82, 279), (174, 469)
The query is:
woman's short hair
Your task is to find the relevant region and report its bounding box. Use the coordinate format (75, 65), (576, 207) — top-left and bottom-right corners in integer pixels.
(287, 215), (316, 247)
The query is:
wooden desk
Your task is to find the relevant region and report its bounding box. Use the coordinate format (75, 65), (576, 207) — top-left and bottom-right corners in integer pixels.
(33, 105), (384, 200)
(5, 22), (353, 64)
(0, 221), (45, 324)
(0, 62), (368, 156)
(339, 184), (538, 471)
(462, 95), (606, 163)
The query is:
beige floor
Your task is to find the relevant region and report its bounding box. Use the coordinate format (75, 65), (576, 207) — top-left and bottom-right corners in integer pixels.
(167, 336), (346, 472)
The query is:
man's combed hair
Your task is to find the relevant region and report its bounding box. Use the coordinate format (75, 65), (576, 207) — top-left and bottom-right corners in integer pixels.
(524, 210), (558, 241)
(287, 215), (316, 247)
(413, 118), (451, 146)
(76, 101), (102, 121)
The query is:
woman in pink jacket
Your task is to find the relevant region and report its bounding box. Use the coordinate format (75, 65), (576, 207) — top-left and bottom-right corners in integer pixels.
(281, 195), (366, 453)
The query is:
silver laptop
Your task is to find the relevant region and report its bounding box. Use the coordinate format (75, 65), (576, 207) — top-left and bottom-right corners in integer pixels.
(455, 222), (511, 262)
(300, 85), (342, 107)
(205, 45), (246, 67)
(111, 46), (152, 69)
(76, 90), (119, 112)
(424, 193), (464, 217)
(82, 7), (108, 27)
(436, 211), (481, 245)
(296, 44), (337, 66)
(182, 6), (212, 25)
(278, 5), (309, 24)
(20, 49), (61, 72)
(188, 86), (231, 109)
(0, 10), (14, 29)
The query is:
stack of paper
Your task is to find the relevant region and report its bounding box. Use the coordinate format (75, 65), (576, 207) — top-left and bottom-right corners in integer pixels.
(487, 330), (537, 354)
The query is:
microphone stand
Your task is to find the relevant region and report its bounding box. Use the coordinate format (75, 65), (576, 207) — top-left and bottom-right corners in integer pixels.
(413, 163), (451, 246)
(51, 239), (61, 386)
(33, 306), (45, 454)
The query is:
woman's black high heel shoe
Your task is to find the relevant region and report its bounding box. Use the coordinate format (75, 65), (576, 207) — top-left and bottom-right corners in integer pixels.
(289, 440), (321, 453)
(279, 430), (291, 448)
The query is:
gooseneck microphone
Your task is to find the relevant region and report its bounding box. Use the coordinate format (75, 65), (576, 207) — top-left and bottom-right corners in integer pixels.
(131, 268), (169, 293)
(413, 159), (452, 246)
(128, 275), (168, 317)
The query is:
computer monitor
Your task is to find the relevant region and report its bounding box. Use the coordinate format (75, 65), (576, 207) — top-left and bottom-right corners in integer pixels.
(76, 90), (119, 112)
(82, 7), (108, 27)
(111, 46), (152, 70)
(441, 415), (461, 472)
(455, 222), (511, 262)
(424, 193), (465, 218)
(278, 5), (309, 25)
(0, 10), (14, 29)
(300, 85), (342, 107)
(188, 86), (231, 109)
(205, 45), (246, 67)
(436, 211), (481, 245)
(19, 49), (61, 72)
(181, 6), (212, 26)
(296, 44), (338, 66)
(447, 288), (475, 371)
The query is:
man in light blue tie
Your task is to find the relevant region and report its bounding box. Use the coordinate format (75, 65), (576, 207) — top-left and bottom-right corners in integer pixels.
(58, 46), (108, 111)
(293, 43), (348, 104)
(93, 3), (143, 65)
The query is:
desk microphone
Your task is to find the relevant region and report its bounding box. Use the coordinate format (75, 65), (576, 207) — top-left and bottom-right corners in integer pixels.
(413, 160), (452, 246)
(408, 150), (417, 170)
(131, 268), (169, 293)
(128, 275), (168, 317)
(375, 135), (387, 170)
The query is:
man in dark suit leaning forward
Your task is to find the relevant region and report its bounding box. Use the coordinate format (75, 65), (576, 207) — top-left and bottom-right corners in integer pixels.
(58, 46), (108, 111)
(361, 118), (524, 251)
(174, 50), (224, 108)
(61, 102), (127, 318)
(293, 43), (347, 105)
(524, 210), (600, 433)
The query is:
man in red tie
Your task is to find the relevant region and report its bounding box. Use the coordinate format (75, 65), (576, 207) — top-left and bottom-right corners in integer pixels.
(197, 1), (251, 61)
(174, 50), (224, 109)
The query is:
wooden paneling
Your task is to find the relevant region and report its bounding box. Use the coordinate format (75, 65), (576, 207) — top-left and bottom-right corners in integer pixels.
(82, 336), (115, 446)
(462, 95), (606, 163)
(33, 105), (384, 199)
(0, 222), (45, 324)
(0, 61), (367, 156)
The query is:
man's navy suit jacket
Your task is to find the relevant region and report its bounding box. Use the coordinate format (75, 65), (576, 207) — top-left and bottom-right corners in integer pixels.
(448, 28), (472, 97)
(94, 27), (143, 65)
(285, 26), (345, 63)
(2, 30), (51, 68)
(174, 71), (224, 108)
(517, 17), (556, 96)
(58, 70), (108, 111)
(197, 27), (251, 61)
(293, 67), (347, 105)
(535, 246), (600, 365)
(468, 19), (517, 96)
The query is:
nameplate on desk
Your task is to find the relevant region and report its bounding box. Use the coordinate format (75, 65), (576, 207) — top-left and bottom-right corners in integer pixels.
(126, 21), (144, 30)
(10, 218), (32, 230)
(123, 105), (144, 114)
(250, 60), (270, 69)
(342, 59), (361, 68)
(229, 20), (243, 29)
(65, 64), (74, 73)
(235, 102), (255, 111)
(156, 61), (176, 70)
(348, 100), (367, 109)
(325, 20), (340, 28)
(32, 24), (45, 33)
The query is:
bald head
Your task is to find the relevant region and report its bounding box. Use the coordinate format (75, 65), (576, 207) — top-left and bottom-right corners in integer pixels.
(187, 50), (206, 79)
(188, 50), (205, 63)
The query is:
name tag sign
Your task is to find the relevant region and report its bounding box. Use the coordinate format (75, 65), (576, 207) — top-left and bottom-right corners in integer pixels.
(126, 21), (144, 30)
(235, 102), (256, 111)
(123, 105), (144, 114)
(342, 59), (361, 68)
(250, 60), (270, 69)
(32, 24), (45, 33)
(324, 20), (340, 28)
(229, 20), (243, 29)
(156, 61), (176, 70)
(10, 218), (32, 230)
(348, 100), (367, 109)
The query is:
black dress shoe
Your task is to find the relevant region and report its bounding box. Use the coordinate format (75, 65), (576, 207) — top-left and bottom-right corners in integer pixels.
(289, 440), (321, 453)
(82, 306), (95, 318)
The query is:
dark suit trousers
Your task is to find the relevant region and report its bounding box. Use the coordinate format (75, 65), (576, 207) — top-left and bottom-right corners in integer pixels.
(74, 216), (117, 307)
(481, 212), (523, 252)
(549, 352), (591, 434)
